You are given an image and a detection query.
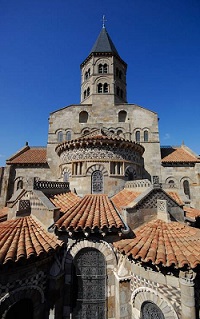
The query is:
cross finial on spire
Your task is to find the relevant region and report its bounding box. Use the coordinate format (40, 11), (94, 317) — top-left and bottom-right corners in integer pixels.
(102, 15), (107, 28)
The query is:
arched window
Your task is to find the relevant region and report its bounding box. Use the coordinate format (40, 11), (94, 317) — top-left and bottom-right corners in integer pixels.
(17, 179), (23, 190)
(98, 64), (103, 73)
(88, 68), (90, 77)
(87, 87), (90, 96)
(6, 299), (33, 319)
(136, 130), (140, 142)
(79, 111), (88, 123)
(103, 83), (108, 93)
(117, 129), (123, 136)
(125, 166), (137, 181)
(103, 63), (108, 73)
(141, 301), (165, 319)
(118, 110), (127, 122)
(91, 170), (103, 194)
(66, 131), (71, 141)
(116, 67), (119, 77)
(72, 248), (106, 319)
(84, 90), (87, 99)
(183, 180), (190, 199)
(168, 180), (175, 188)
(83, 129), (90, 135)
(58, 131), (63, 142)
(144, 130), (148, 142)
(97, 83), (103, 93)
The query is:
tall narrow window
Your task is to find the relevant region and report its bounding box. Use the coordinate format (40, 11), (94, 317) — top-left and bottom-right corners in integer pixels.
(136, 130), (140, 142)
(63, 171), (69, 182)
(103, 63), (108, 73)
(183, 180), (190, 199)
(98, 64), (103, 73)
(97, 83), (103, 93)
(73, 248), (106, 319)
(118, 110), (127, 122)
(84, 90), (87, 99)
(87, 87), (90, 96)
(91, 170), (103, 194)
(103, 83), (108, 93)
(144, 130), (148, 142)
(66, 131), (71, 141)
(58, 131), (63, 142)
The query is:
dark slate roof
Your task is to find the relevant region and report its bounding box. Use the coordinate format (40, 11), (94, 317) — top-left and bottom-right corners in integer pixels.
(90, 27), (119, 55)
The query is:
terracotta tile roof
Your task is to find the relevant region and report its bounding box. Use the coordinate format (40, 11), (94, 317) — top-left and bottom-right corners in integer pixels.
(7, 147), (47, 164)
(55, 194), (125, 234)
(0, 207), (8, 222)
(111, 189), (141, 212)
(161, 147), (199, 163)
(166, 192), (184, 206)
(184, 206), (200, 220)
(0, 216), (63, 265)
(114, 219), (200, 269)
(49, 192), (81, 213)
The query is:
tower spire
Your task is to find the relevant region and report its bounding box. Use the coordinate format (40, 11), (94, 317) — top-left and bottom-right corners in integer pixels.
(102, 15), (107, 28)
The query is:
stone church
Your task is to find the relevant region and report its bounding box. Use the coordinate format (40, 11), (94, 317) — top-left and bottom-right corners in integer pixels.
(0, 25), (200, 319)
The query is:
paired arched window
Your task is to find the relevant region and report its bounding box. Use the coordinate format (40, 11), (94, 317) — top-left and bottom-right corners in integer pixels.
(79, 111), (88, 123)
(83, 87), (90, 99)
(97, 83), (109, 93)
(84, 68), (90, 80)
(98, 63), (108, 74)
(118, 110), (127, 122)
(136, 131), (140, 142)
(116, 68), (122, 79)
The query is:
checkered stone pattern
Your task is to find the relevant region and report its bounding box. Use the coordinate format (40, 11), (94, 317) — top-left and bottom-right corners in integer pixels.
(131, 274), (181, 317)
(0, 271), (46, 299)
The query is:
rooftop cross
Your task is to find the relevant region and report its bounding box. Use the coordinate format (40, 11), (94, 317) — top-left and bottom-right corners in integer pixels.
(101, 15), (107, 28)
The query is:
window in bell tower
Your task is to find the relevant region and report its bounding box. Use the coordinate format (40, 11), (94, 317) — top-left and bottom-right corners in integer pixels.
(103, 83), (108, 93)
(103, 64), (108, 73)
(87, 87), (90, 96)
(144, 130), (148, 142)
(98, 64), (103, 73)
(97, 83), (103, 93)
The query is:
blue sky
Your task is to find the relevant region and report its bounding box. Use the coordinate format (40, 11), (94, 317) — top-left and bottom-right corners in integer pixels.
(0, 0), (199, 167)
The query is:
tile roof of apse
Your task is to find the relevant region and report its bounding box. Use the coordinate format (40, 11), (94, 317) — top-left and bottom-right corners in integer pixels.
(90, 27), (119, 55)
(49, 192), (81, 213)
(0, 216), (63, 266)
(114, 219), (200, 269)
(6, 146), (47, 164)
(161, 147), (200, 163)
(55, 194), (125, 235)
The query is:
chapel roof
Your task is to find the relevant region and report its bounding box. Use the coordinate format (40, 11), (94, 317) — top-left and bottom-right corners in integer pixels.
(49, 192), (81, 213)
(184, 206), (200, 220)
(161, 146), (200, 163)
(0, 216), (63, 266)
(112, 189), (141, 212)
(6, 146), (47, 165)
(114, 219), (200, 269)
(55, 194), (126, 235)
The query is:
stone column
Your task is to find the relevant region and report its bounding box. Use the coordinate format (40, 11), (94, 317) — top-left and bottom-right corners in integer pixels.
(179, 270), (196, 319)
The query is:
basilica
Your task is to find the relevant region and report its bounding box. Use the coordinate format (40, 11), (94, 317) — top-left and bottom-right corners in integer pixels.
(0, 25), (200, 319)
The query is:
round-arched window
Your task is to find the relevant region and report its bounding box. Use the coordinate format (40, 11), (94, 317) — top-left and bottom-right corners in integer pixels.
(118, 110), (127, 122)
(141, 301), (165, 319)
(79, 111), (89, 123)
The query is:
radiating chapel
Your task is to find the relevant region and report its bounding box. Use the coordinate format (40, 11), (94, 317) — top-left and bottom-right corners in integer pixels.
(0, 24), (200, 319)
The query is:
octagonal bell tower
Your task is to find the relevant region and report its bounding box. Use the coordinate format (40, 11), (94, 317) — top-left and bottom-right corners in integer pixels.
(80, 24), (127, 107)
